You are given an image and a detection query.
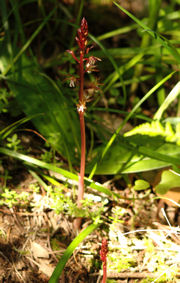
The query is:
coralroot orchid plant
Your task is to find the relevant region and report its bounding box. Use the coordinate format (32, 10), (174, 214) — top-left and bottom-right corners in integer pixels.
(67, 18), (101, 230)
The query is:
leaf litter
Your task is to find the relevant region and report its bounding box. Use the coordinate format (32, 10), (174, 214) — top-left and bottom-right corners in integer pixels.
(0, 165), (180, 282)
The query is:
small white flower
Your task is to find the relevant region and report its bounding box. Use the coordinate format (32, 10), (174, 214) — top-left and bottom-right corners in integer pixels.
(69, 78), (76, 87)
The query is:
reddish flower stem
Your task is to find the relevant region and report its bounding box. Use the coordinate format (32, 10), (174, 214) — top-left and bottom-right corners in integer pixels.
(74, 51), (86, 230)
(68, 18), (100, 231)
(100, 238), (108, 283)
(102, 260), (107, 283)
(78, 111), (86, 204)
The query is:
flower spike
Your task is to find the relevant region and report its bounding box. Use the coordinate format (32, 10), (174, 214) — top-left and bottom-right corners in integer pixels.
(75, 18), (88, 53)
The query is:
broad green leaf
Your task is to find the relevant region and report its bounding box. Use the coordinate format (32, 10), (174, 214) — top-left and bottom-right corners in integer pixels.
(88, 71), (176, 179)
(5, 55), (80, 165)
(133, 179), (150, 191)
(87, 135), (180, 174)
(0, 2), (80, 166)
(125, 120), (180, 145)
(155, 170), (180, 195)
(49, 223), (99, 283)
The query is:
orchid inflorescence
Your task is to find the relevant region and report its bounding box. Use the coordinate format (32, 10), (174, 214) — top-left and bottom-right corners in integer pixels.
(67, 17), (101, 113)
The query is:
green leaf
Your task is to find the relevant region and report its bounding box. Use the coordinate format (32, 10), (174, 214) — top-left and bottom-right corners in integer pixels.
(155, 170), (180, 195)
(88, 71), (176, 179)
(87, 135), (180, 174)
(6, 55), (80, 165)
(124, 120), (180, 145)
(2, 7), (57, 76)
(113, 2), (180, 64)
(0, 147), (118, 198)
(0, 3), (80, 166)
(154, 81), (180, 120)
(0, 114), (40, 140)
(49, 223), (99, 283)
(133, 179), (150, 191)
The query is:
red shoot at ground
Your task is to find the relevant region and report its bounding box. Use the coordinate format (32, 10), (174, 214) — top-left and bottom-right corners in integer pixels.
(100, 238), (108, 283)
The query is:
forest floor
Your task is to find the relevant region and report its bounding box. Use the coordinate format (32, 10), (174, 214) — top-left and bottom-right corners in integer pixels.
(0, 153), (180, 283)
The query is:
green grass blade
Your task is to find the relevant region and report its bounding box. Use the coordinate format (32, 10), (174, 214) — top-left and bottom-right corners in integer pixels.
(92, 46), (160, 59)
(89, 136), (180, 174)
(113, 1), (180, 64)
(90, 107), (152, 122)
(138, 144), (180, 166)
(89, 33), (127, 101)
(97, 23), (137, 41)
(29, 170), (49, 191)
(102, 72), (176, 157)
(0, 0), (13, 68)
(130, 0), (162, 93)
(103, 52), (143, 92)
(154, 81), (180, 120)
(0, 147), (117, 198)
(2, 7), (56, 75)
(49, 223), (99, 283)
(10, 0), (26, 45)
(88, 71), (176, 179)
(0, 114), (41, 139)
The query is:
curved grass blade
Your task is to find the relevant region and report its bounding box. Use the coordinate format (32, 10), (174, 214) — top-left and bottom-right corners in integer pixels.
(88, 71), (176, 179)
(10, 0), (26, 45)
(103, 52), (144, 92)
(90, 107), (152, 122)
(154, 81), (180, 120)
(49, 223), (99, 283)
(97, 23), (137, 41)
(0, 147), (117, 198)
(0, 114), (41, 139)
(2, 7), (56, 75)
(29, 169), (49, 191)
(89, 34), (127, 103)
(113, 2), (180, 64)
(130, 0), (162, 93)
